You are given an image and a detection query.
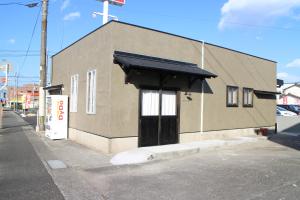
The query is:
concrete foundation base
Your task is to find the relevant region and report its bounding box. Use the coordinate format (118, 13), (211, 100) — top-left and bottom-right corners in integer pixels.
(69, 126), (275, 154)
(68, 128), (138, 154)
(179, 126), (275, 143)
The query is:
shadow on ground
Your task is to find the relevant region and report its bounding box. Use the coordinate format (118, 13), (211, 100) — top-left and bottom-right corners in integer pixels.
(268, 116), (300, 151)
(0, 124), (32, 130)
(281, 123), (300, 133)
(22, 116), (37, 128)
(268, 134), (300, 151)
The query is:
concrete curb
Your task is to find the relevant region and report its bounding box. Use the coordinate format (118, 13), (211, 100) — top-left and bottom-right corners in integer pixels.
(111, 137), (258, 165)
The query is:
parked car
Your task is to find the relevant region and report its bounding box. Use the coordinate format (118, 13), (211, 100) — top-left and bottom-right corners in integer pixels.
(277, 104), (300, 115)
(277, 106), (297, 116)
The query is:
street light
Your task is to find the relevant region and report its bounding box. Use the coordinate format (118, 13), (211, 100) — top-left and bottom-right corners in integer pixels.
(0, 2), (39, 7)
(25, 3), (39, 8)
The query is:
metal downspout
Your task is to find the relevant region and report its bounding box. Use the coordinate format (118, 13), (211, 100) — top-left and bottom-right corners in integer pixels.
(200, 41), (205, 134)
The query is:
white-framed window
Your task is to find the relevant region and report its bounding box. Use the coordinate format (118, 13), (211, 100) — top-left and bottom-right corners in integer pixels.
(141, 90), (159, 116)
(162, 91), (176, 116)
(243, 88), (253, 107)
(86, 69), (96, 114)
(141, 90), (177, 116)
(70, 74), (79, 112)
(227, 86), (239, 107)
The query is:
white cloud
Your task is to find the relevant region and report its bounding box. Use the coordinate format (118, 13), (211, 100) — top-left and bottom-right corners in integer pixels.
(255, 36), (263, 40)
(63, 12), (80, 21)
(286, 58), (300, 68)
(8, 38), (15, 44)
(277, 72), (300, 82)
(61, 0), (70, 11)
(277, 72), (289, 78)
(219, 0), (300, 30)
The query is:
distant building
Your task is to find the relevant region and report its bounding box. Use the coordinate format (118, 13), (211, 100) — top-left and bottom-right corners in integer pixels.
(277, 83), (300, 105)
(7, 83), (39, 109)
(0, 90), (7, 105)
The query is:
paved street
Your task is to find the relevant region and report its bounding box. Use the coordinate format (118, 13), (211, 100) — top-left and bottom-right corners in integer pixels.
(1, 111), (300, 200)
(22, 115), (37, 129)
(0, 111), (64, 200)
(82, 135), (300, 200)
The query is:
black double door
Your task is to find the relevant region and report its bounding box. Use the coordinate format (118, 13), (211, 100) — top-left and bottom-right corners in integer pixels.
(139, 89), (178, 147)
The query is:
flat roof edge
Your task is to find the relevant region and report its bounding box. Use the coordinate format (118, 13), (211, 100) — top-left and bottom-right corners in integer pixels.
(52, 20), (277, 64)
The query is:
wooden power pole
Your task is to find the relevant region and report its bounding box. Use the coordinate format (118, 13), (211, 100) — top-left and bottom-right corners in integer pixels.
(37, 0), (48, 131)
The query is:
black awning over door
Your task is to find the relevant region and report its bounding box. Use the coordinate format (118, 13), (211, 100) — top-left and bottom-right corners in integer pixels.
(113, 51), (217, 88)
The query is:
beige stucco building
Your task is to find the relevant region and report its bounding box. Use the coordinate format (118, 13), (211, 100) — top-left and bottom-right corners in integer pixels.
(50, 21), (277, 154)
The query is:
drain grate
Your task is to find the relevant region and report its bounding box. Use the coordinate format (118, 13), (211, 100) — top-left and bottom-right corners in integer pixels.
(47, 160), (67, 169)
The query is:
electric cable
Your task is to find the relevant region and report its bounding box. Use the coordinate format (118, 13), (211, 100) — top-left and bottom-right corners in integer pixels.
(18, 3), (42, 76)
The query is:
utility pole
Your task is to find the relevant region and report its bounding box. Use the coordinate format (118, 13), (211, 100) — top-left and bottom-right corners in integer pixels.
(37, 0), (48, 131)
(16, 74), (19, 111)
(14, 73), (17, 111)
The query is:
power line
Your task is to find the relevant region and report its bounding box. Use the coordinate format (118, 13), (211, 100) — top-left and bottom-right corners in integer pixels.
(0, 54), (41, 57)
(0, 2), (27, 6)
(0, 75), (39, 78)
(0, 1), (39, 6)
(0, 50), (39, 52)
(18, 3), (42, 76)
(0, 50), (54, 53)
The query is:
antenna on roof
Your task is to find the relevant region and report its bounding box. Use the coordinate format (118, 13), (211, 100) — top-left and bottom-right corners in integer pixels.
(93, 0), (125, 25)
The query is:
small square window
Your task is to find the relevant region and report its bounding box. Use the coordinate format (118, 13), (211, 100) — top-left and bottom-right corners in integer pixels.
(227, 86), (239, 107)
(243, 88), (253, 107)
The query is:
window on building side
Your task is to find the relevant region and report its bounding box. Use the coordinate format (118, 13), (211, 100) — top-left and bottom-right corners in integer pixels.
(227, 86), (239, 107)
(243, 88), (253, 107)
(86, 70), (96, 114)
(70, 74), (79, 112)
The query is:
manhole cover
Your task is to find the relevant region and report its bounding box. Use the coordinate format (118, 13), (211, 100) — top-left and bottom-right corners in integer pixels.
(47, 160), (67, 169)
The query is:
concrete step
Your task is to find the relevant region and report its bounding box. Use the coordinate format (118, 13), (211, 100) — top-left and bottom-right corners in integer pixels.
(110, 137), (258, 165)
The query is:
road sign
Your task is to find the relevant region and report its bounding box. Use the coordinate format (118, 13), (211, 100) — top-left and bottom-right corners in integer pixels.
(99, 0), (125, 6)
(0, 64), (12, 72)
(111, 0), (125, 5)
(0, 65), (6, 72)
(0, 78), (7, 83)
(25, 94), (31, 109)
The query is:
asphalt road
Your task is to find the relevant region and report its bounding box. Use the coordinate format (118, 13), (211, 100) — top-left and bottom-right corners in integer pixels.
(22, 115), (37, 129)
(0, 111), (64, 200)
(78, 130), (300, 200)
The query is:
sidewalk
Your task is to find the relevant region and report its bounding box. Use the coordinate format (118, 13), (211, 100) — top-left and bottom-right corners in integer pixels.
(29, 130), (112, 169)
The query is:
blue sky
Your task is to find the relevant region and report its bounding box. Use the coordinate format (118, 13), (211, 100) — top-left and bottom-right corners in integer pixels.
(0, 0), (300, 86)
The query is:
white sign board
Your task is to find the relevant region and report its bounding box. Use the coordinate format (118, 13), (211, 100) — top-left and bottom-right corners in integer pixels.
(0, 64), (12, 72)
(45, 95), (68, 140)
(99, 0), (125, 6)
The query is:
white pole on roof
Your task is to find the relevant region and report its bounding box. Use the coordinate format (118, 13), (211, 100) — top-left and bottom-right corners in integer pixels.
(200, 41), (205, 134)
(94, 0), (123, 24)
(103, 0), (109, 24)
